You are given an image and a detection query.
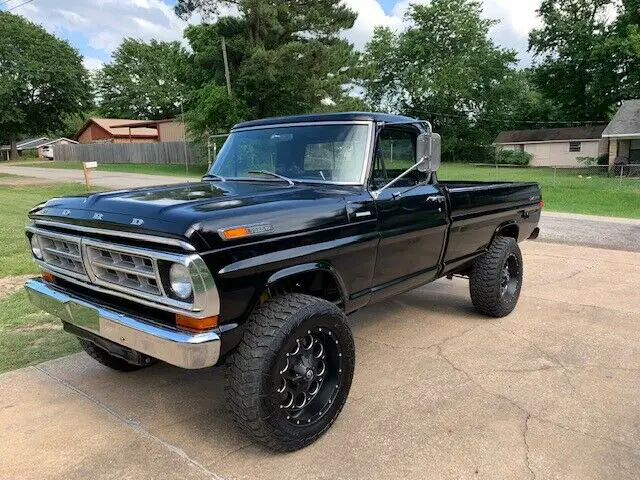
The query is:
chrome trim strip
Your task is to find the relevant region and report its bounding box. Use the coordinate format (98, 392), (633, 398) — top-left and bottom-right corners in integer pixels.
(25, 278), (221, 369)
(231, 120), (372, 132)
(34, 259), (90, 283)
(32, 220), (196, 251)
(34, 267), (211, 317)
(361, 122), (374, 185)
(220, 121), (375, 186)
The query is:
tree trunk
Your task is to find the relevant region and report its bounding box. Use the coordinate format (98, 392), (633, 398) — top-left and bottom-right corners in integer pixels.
(9, 135), (18, 161)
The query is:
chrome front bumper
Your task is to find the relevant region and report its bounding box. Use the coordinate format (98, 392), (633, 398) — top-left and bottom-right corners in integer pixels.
(25, 279), (221, 369)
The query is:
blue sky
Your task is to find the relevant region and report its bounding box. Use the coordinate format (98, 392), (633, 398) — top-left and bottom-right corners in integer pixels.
(1, 0), (543, 70)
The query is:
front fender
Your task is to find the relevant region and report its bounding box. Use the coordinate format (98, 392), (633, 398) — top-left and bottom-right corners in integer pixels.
(266, 262), (348, 305)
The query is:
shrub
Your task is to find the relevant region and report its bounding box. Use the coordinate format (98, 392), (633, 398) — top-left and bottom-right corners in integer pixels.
(494, 149), (532, 166)
(577, 156), (597, 166)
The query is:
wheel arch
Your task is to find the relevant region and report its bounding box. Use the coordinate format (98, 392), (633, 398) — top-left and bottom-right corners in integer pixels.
(492, 221), (520, 244)
(265, 262), (348, 308)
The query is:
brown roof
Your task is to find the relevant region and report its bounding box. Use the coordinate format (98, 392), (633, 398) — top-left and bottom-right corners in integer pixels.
(77, 118), (159, 139)
(111, 119), (180, 129)
(493, 125), (606, 144)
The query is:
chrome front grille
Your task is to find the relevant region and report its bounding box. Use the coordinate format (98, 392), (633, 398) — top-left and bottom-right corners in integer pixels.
(85, 244), (161, 296)
(33, 231), (87, 279)
(27, 222), (220, 319)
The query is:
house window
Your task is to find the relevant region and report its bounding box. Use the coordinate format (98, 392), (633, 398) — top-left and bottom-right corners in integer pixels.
(569, 142), (581, 153)
(517, 144), (525, 152)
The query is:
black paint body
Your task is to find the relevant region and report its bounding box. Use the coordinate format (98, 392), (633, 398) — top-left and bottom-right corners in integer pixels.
(28, 113), (542, 360)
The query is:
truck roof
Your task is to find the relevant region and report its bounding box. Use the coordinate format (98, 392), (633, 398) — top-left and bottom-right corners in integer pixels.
(232, 112), (418, 130)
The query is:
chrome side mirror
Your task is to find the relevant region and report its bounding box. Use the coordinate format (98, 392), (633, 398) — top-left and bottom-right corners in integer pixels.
(371, 122), (439, 200)
(416, 133), (441, 173)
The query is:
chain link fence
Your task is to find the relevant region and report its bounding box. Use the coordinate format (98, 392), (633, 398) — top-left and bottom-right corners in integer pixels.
(438, 163), (640, 187)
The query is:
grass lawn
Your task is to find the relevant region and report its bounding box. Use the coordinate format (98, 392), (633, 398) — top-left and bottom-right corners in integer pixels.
(439, 163), (640, 219)
(15, 160), (208, 177)
(1, 182), (93, 277)
(0, 290), (80, 373)
(0, 181), (91, 371)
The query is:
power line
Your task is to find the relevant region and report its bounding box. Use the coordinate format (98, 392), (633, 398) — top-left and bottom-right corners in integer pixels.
(413, 109), (608, 126)
(6, 0), (36, 12)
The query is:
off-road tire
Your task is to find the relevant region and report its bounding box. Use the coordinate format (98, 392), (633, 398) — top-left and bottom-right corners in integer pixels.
(78, 339), (150, 372)
(224, 293), (355, 452)
(470, 236), (523, 318)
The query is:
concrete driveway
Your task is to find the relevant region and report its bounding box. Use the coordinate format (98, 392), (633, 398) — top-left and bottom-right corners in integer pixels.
(1, 241), (639, 480)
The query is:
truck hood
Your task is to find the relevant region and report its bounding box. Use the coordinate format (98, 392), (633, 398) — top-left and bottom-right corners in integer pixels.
(29, 180), (358, 250)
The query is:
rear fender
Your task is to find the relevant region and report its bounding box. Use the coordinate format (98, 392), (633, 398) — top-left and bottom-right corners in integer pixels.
(491, 221), (520, 245)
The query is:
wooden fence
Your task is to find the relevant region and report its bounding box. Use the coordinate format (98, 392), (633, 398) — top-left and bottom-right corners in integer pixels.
(53, 141), (204, 165)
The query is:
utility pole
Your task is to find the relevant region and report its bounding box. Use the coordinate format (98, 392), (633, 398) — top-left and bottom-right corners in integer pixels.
(221, 36), (232, 96)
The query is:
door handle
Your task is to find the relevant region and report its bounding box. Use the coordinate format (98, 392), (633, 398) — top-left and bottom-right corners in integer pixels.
(426, 196), (446, 203)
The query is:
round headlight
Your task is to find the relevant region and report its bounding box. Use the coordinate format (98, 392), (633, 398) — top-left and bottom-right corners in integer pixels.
(169, 263), (193, 299)
(30, 235), (43, 259)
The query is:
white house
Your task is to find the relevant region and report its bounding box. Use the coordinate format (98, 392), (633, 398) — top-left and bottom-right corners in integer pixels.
(602, 99), (640, 165)
(0, 137), (78, 161)
(493, 125), (608, 167)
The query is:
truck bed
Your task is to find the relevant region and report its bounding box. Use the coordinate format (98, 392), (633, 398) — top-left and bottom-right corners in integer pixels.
(439, 180), (542, 273)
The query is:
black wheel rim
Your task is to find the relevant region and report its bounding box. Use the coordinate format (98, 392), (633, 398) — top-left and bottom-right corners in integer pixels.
(500, 253), (520, 299)
(274, 326), (343, 426)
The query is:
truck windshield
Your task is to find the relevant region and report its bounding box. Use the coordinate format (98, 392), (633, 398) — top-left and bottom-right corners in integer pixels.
(209, 123), (370, 184)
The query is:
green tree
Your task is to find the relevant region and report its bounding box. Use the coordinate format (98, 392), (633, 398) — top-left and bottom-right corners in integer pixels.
(0, 12), (91, 159)
(95, 39), (189, 120)
(529, 0), (618, 121)
(177, 0), (361, 136)
(185, 83), (250, 138)
(175, 0), (356, 45)
(609, 0), (640, 100)
(361, 0), (521, 161)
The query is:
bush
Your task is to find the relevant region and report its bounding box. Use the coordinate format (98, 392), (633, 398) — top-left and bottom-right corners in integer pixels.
(597, 153), (609, 166)
(19, 150), (39, 159)
(577, 156), (597, 166)
(494, 149), (532, 166)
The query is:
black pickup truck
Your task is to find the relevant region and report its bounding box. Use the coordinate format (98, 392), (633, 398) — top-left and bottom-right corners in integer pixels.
(24, 112), (541, 451)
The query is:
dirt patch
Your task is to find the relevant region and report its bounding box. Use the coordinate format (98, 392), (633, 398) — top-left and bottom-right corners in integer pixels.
(0, 275), (33, 299)
(0, 176), (58, 186)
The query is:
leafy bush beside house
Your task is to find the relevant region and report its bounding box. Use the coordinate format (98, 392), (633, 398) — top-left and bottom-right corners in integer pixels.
(495, 149), (532, 166)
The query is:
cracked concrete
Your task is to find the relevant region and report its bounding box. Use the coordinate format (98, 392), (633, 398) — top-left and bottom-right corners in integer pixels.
(1, 241), (639, 479)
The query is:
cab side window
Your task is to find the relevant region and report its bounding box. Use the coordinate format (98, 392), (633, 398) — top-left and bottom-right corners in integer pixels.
(371, 127), (421, 189)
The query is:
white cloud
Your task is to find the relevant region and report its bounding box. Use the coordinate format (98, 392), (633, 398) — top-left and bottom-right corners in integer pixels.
(9, 0), (195, 57)
(341, 0), (403, 49)
(340, 0), (543, 67)
(82, 57), (104, 71)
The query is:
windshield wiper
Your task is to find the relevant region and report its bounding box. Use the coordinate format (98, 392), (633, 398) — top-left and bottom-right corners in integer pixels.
(247, 170), (294, 186)
(202, 173), (226, 182)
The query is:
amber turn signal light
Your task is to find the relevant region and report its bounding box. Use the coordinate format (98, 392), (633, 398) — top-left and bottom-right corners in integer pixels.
(221, 227), (250, 240)
(175, 314), (218, 331)
(42, 272), (56, 283)
(539, 200), (545, 209)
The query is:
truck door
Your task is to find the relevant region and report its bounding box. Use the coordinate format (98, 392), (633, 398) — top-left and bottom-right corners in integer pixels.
(370, 126), (448, 300)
